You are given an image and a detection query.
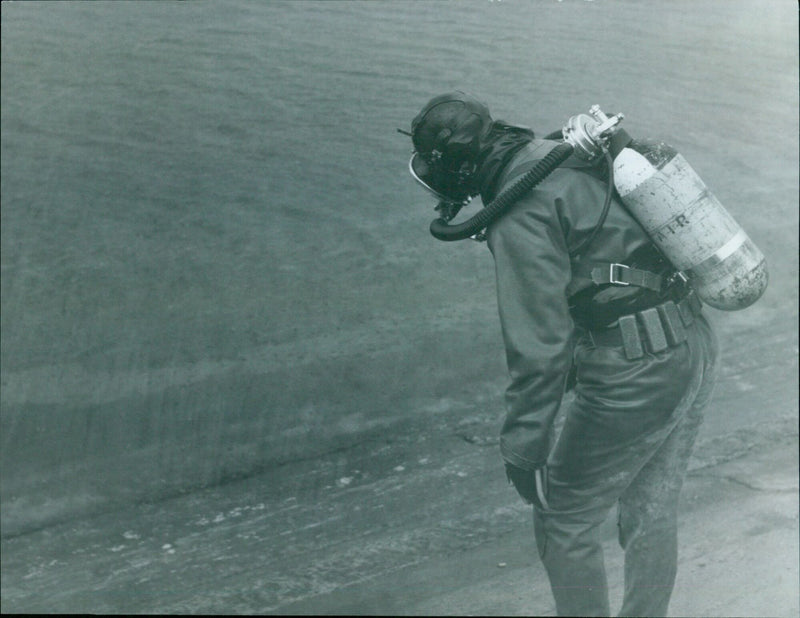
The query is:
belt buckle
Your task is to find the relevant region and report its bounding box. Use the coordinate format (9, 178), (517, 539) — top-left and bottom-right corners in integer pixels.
(670, 270), (689, 286)
(667, 270), (690, 294)
(609, 263), (631, 286)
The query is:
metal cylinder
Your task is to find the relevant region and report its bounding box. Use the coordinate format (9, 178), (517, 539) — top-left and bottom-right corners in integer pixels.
(613, 140), (768, 310)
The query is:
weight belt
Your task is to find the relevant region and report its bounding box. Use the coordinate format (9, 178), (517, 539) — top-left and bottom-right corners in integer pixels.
(588, 290), (703, 360)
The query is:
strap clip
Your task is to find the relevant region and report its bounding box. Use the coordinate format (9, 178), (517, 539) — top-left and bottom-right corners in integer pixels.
(587, 262), (664, 291)
(608, 263), (631, 286)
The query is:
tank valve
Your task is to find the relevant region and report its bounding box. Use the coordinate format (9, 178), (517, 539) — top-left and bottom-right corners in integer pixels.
(563, 105), (624, 160)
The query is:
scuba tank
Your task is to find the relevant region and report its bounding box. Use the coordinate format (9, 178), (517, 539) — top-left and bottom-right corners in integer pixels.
(563, 106), (768, 311)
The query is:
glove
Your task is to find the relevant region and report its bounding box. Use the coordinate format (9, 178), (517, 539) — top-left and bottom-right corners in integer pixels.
(505, 463), (537, 504)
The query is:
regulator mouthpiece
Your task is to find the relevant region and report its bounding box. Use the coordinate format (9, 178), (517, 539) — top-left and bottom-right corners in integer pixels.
(563, 105), (625, 161)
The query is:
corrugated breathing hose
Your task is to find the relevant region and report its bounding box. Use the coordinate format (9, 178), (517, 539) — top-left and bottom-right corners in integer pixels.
(429, 142), (575, 242)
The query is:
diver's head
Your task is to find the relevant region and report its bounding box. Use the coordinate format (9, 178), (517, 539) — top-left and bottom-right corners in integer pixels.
(407, 91), (493, 205)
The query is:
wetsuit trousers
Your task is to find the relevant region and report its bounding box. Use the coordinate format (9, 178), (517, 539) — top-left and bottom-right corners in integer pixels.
(533, 315), (718, 617)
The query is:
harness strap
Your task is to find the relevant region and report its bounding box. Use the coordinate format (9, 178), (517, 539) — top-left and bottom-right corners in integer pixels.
(589, 263), (663, 292)
(566, 261), (665, 297)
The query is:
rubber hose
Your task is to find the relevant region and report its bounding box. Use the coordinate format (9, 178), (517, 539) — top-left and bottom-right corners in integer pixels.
(429, 142), (575, 241)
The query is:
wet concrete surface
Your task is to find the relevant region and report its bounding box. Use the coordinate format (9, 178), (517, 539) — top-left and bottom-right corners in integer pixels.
(2, 410), (796, 615)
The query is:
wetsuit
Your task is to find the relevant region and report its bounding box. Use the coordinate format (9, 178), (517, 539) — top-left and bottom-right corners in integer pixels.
(484, 138), (718, 617)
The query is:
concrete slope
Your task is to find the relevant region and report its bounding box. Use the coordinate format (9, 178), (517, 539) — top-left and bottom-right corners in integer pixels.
(1, 405), (796, 616)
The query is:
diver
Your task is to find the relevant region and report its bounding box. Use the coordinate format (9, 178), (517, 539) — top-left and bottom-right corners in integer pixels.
(403, 91), (720, 617)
